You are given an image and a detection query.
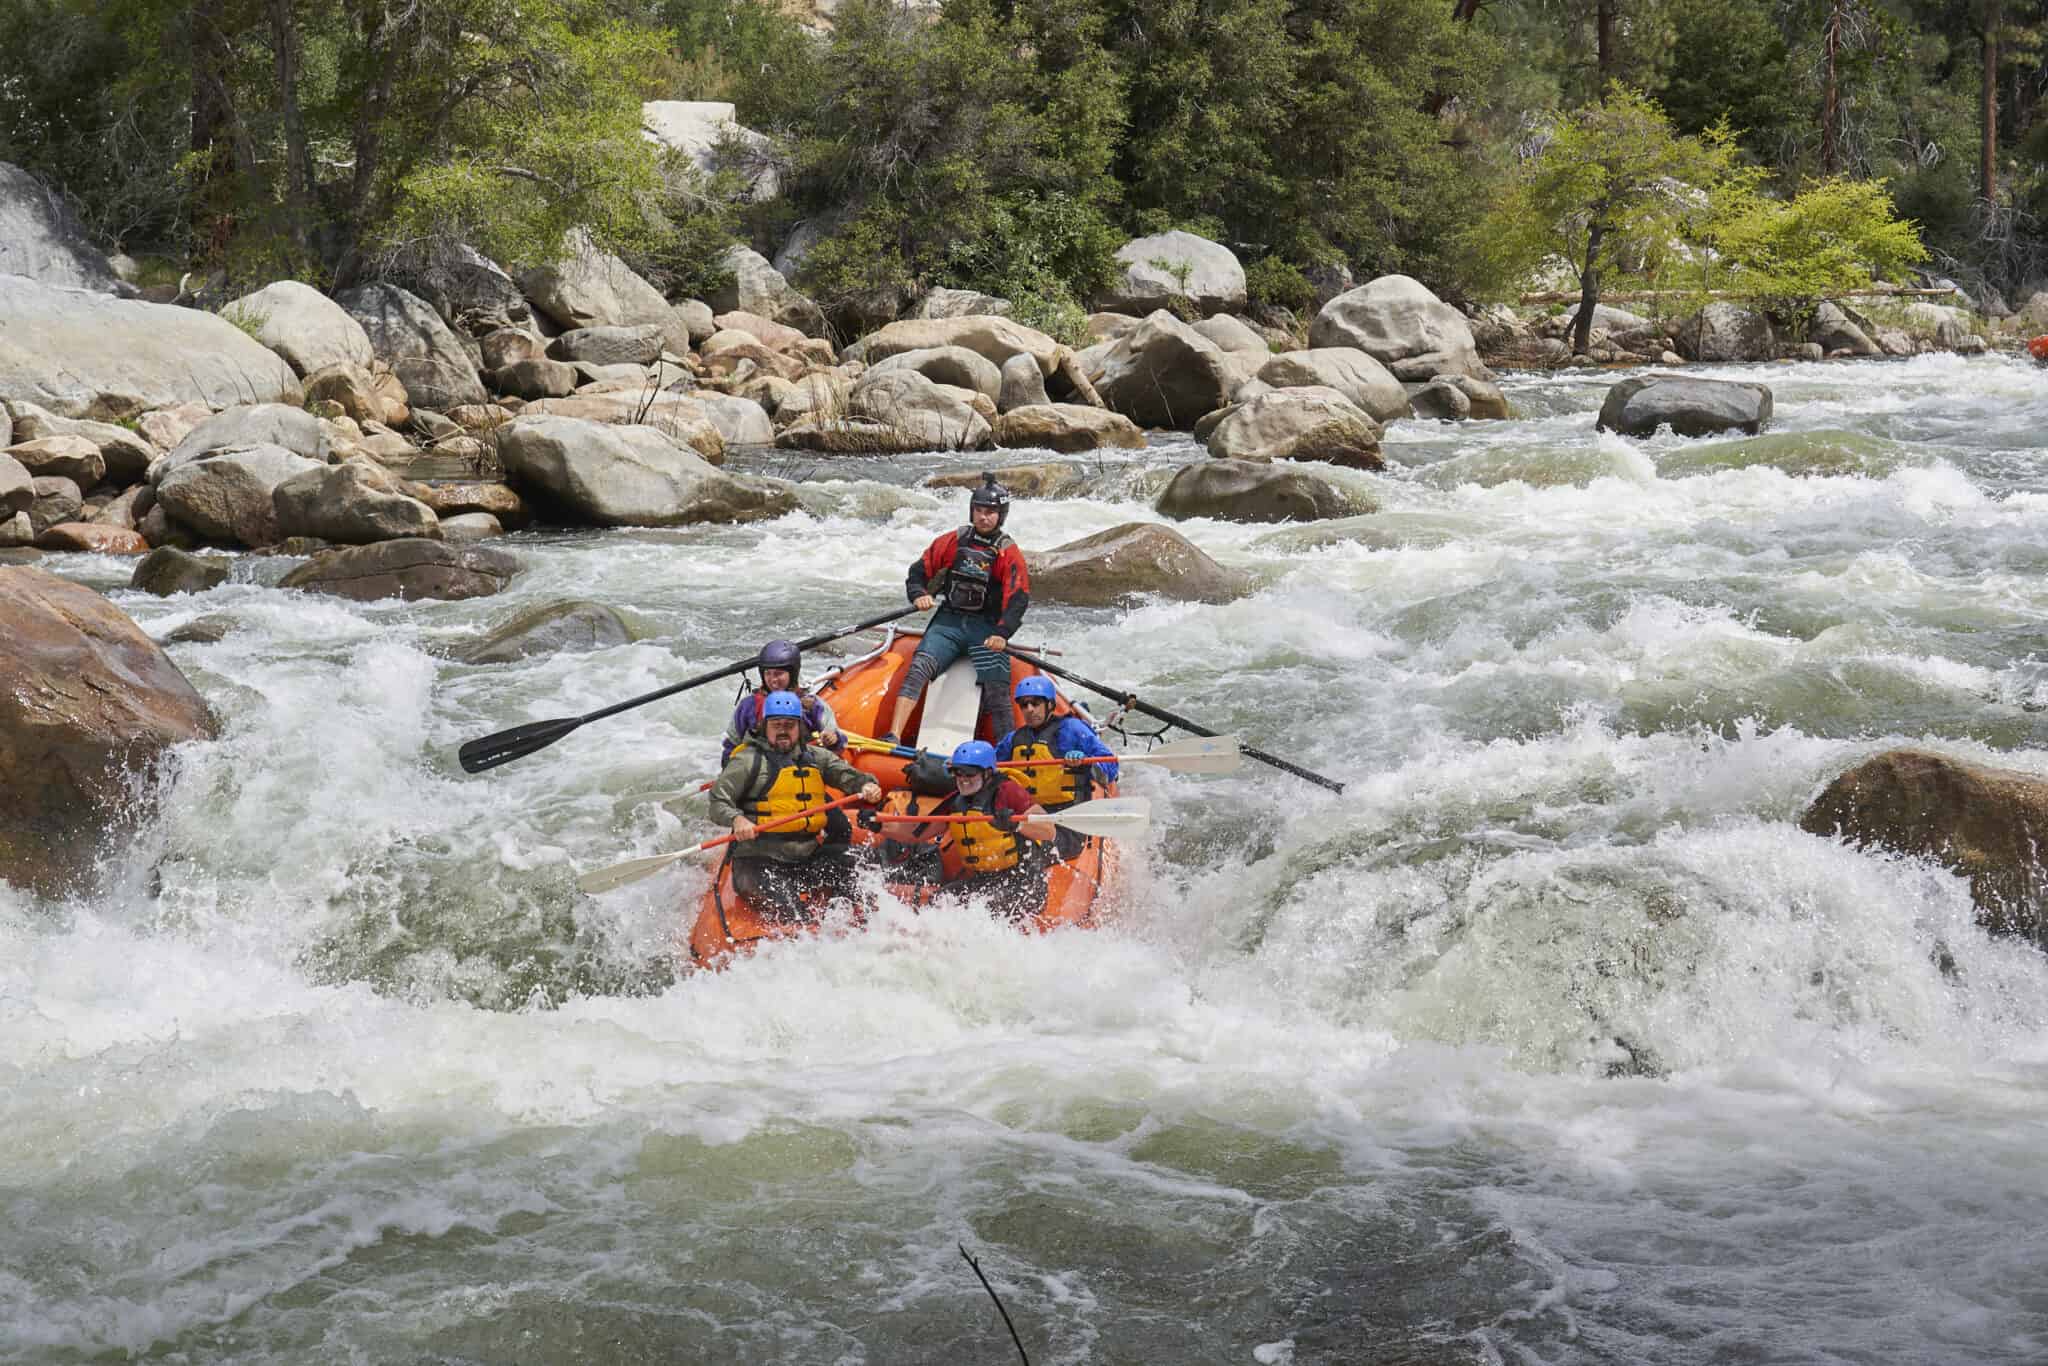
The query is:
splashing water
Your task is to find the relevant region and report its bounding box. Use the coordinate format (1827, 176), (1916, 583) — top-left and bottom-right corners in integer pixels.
(5, 354), (2048, 1364)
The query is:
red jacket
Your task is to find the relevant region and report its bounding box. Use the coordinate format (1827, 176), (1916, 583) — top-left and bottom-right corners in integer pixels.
(908, 527), (1031, 635)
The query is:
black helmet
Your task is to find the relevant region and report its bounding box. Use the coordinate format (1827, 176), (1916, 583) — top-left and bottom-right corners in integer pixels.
(968, 473), (1011, 527)
(759, 638), (801, 684)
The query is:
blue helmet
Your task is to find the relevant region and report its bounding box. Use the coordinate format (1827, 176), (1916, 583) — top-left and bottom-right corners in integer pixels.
(761, 690), (805, 721)
(949, 740), (998, 772)
(1014, 675), (1057, 703)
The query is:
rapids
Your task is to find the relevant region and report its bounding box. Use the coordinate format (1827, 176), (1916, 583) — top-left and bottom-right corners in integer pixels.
(5, 354), (2047, 1364)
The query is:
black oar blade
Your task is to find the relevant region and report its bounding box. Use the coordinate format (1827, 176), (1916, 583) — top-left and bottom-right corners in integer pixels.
(458, 716), (584, 773)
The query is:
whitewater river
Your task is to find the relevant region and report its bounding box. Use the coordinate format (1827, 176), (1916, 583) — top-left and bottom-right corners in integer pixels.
(6, 354), (2048, 1364)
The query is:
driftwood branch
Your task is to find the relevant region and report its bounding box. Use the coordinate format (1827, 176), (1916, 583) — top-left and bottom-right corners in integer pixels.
(959, 1243), (1029, 1366)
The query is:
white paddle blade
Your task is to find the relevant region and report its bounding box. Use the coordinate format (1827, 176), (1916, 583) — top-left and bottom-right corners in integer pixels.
(1124, 735), (1241, 774)
(1051, 796), (1152, 839)
(576, 849), (692, 895)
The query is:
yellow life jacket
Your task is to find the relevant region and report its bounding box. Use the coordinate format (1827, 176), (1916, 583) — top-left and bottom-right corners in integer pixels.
(939, 781), (1025, 880)
(1005, 722), (1084, 808)
(733, 743), (828, 835)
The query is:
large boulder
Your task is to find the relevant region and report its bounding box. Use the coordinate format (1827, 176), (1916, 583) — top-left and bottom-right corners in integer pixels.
(1596, 373), (1773, 438)
(1157, 459), (1357, 524)
(0, 567), (218, 896)
(695, 394), (776, 447)
(1029, 522), (1254, 606)
(847, 370), (993, 450)
(497, 415), (795, 525)
(774, 417), (943, 455)
(991, 404), (1146, 454)
(708, 246), (827, 338)
(1255, 349), (1409, 423)
(520, 392), (725, 461)
(0, 451), (32, 516)
(5, 434), (104, 489)
(155, 444), (325, 547)
(1800, 748), (2048, 949)
(221, 280), (376, 377)
(0, 275), (301, 419)
(998, 353), (1050, 412)
(641, 100), (779, 198)
(153, 403), (332, 483)
(27, 477), (83, 536)
(1205, 388), (1384, 469)
(548, 324), (666, 367)
(1809, 301), (1880, 357)
(518, 229), (678, 338)
(457, 599), (639, 665)
(1309, 275), (1488, 381)
(1089, 311), (1240, 430)
(0, 161), (123, 292)
(337, 282), (481, 375)
(1192, 314), (1270, 354)
(1677, 302), (1776, 363)
(279, 537), (519, 602)
(867, 346), (1004, 404)
(1099, 231), (1247, 317)
(272, 462), (441, 544)
(391, 358), (486, 412)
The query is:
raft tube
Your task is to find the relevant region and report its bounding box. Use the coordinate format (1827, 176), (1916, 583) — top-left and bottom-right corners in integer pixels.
(684, 629), (1123, 969)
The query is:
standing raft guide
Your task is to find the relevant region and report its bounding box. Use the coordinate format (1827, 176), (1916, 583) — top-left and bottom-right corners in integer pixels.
(457, 474), (1342, 968)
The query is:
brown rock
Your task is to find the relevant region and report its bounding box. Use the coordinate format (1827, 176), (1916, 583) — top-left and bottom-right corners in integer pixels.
(403, 480), (532, 529)
(278, 537), (519, 602)
(0, 567), (218, 896)
(131, 546), (231, 596)
(7, 434), (105, 488)
(1029, 522), (1254, 606)
(991, 405), (1147, 454)
(36, 523), (150, 554)
(928, 462), (1091, 499)
(1801, 748), (2048, 948)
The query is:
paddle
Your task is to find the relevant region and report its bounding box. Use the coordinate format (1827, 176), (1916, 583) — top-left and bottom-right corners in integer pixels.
(875, 796), (1151, 839)
(1003, 650), (1345, 794)
(844, 731), (1240, 774)
(460, 603), (922, 774)
(575, 793), (869, 894)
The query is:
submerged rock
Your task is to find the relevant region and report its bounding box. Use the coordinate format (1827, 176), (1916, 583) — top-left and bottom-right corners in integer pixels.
(131, 546), (231, 596)
(0, 567), (218, 896)
(279, 537), (519, 602)
(457, 599), (639, 664)
(1801, 748), (2048, 950)
(1029, 522), (1254, 606)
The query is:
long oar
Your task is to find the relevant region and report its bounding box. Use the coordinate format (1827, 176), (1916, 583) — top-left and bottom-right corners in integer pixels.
(460, 604), (921, 773)
(576, 794), (868, 894)
(1004, 650), (1344, 794)
(877, 796), (1151, 839)
(844, 731), (1240, 775)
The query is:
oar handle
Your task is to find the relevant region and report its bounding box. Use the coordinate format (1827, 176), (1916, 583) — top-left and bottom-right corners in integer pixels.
(696, 793), (868, 851)
(997, 755), (1116, 768)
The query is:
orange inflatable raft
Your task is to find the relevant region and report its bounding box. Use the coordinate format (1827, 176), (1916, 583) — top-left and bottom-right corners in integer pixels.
(2029, 334), (2048, 363)
(684, 629), (1123, 968)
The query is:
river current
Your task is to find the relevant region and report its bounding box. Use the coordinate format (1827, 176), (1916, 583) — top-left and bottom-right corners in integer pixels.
(5, 355), (2047, 1364)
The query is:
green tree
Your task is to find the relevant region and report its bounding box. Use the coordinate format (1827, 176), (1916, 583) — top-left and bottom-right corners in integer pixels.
(1705, 176), (1929, 312)
(1473, 86), (1748, 351)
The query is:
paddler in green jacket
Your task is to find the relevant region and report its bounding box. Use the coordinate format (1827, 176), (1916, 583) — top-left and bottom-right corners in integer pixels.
(707, 690), (881, 920)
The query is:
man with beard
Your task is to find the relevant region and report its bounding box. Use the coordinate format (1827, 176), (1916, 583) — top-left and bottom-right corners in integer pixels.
(708, 691), (882, 920)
